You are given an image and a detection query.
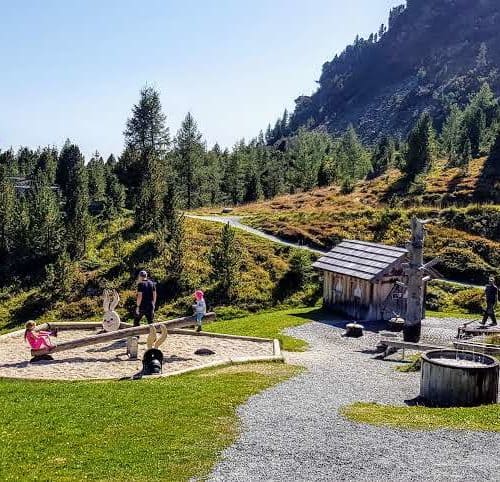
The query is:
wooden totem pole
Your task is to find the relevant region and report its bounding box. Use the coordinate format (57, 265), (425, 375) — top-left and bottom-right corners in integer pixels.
(402, 217), (439, 342)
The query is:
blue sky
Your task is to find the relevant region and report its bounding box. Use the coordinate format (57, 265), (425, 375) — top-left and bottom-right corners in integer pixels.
(0, 0), (402, 159)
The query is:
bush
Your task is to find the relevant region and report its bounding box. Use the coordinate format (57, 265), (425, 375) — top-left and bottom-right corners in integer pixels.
(451, 288), (485, 314)
(436, 247), (493, 284)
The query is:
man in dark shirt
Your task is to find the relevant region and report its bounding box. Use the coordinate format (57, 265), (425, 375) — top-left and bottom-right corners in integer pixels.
(481, 275), (498, 326)
(134, 270), (157, 326)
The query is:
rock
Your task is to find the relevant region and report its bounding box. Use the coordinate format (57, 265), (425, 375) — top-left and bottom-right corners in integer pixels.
(195, 348), (216, 356)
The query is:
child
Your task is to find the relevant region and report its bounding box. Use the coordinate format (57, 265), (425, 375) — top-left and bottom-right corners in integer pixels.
(192, 290), (206, 332)
(24, 321), (56, 351)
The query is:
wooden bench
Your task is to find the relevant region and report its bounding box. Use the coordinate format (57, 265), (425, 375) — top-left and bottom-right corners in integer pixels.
(378, 339), (445, 360)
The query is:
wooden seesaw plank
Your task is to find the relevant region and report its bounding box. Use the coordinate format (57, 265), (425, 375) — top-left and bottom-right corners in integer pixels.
(31, 313), (216, 356)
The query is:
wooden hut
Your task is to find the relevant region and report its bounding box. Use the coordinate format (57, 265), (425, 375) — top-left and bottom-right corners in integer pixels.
(313, 240), (408, 321)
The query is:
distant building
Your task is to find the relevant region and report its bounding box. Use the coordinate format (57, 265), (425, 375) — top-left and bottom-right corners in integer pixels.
(313, 239), (409, 321)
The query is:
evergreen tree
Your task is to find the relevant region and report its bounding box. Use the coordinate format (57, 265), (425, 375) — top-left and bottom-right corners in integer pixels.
(0, 166), (16, 271)
(106, 154), (117, 168)
(243, 164), (263, 203)
(35, 147), (58, 184)
(163, 213), (186, 294)
(65, 157), (90, 259)
(174, 112), (205, 209)
(103, 168), (125, 217)
(222, 141), (244, 205)
(27, 175), (65, 261)
(87, 152), (107, 204)
(124, 86), (170, 153)
(202, 147), (223, 205)
(261, 150), (285, 198)
(405, 112), (436, 177)
(370, 136), (395, 177)
(57, 140), (85, 199)
(210, 223), (240, 302)
(124, 86), (170, 229)
(440, 105), (464, 164)
(336, 125), (372, 182)
(289, 128), (334, 191)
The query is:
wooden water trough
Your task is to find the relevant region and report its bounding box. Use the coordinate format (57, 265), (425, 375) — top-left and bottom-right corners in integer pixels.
(31, 313), (216, 358)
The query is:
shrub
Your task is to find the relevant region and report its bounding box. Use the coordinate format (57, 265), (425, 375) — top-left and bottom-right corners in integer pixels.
(451, 288), (485, 314)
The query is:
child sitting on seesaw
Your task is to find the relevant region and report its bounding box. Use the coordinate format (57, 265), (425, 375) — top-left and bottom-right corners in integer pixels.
(24, 320), (57, 351)
(192, 290), (206, 332)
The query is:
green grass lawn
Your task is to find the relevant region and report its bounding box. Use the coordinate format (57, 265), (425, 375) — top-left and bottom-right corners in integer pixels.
(341, 402), (500, 432)
(0, 363), (300, 482)
(203, 306), (327, 351)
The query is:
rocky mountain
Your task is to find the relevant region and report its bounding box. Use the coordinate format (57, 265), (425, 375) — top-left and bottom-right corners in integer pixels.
(288, 0), (500, 142)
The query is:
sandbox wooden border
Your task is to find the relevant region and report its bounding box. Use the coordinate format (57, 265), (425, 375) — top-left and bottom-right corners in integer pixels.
(0, 322), (283, 381)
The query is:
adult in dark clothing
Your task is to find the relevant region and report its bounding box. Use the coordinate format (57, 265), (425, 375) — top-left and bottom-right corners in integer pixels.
(481, 275), (498, 326)
(134, 270), (157, 326)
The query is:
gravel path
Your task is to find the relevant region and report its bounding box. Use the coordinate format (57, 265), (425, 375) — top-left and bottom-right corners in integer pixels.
(208, 319), (500, 482)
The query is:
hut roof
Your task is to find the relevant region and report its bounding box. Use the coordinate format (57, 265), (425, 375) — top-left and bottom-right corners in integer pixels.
(313, 239), (407, 281)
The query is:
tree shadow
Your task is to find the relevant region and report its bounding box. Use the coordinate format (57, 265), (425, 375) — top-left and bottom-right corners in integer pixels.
(474, 152), (499, 203)
(6, 293), (51, 330)
(380, 174), (413, 203)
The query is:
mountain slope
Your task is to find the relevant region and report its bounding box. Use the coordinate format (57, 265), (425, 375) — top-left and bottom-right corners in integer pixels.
(289, 0), (500, 141)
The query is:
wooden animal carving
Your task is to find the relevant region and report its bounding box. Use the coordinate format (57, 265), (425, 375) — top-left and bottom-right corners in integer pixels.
(102, 289), (121, 332)
(146, 325), (168, 349)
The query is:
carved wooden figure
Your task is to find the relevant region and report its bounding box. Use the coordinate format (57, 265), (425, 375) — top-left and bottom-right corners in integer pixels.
(102, 289), (121, 332)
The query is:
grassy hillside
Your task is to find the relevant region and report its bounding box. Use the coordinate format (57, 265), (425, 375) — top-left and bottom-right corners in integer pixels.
(223, 159), (499, 286)
(0, 216), (319, 334)
(195, 158), (498, 316)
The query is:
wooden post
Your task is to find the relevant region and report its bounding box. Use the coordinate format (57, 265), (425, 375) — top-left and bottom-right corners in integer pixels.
(31, 313), (216, 357)
(404, 217), (426, 342)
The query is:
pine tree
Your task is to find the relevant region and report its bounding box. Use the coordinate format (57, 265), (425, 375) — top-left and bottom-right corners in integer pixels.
(210, 223), (240, 302)
(440, 105), (464, 164)
(65, 157), (90, 259)
(336, 125), (372, 182)
(106, 154), (117, 168)
(223, 142), (244, 205)
(0, 165), (16, 270)
(243, 164), (263, 203)
(57, 140), (85, 199)
(35, 147), (58, 184)
(174, 112), (205, 209)
(405, 112), (436, 177)
(27, 175), (65, 261)
(370, 136), (395, 177)
(103, 168), (125, 218)
(124, 86), (170, 154)
(202, 147), (223, 205)
(124, 86), (170, 229)
(87, 152), (107, 204)
(163, 213), (186, 294)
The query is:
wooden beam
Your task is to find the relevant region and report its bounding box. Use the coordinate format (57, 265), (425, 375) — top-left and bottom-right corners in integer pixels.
(31, 313), (216, 356)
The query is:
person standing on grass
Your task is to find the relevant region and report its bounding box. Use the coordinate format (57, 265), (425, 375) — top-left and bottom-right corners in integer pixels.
(134, 270), (157, 326)
(481, 275), (498, 327)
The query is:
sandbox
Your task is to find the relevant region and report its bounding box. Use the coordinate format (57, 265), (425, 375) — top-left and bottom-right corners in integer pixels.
(0, 323), (281, 381)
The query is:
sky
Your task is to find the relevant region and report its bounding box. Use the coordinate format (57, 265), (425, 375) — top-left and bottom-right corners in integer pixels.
(0, 0), (402, 160)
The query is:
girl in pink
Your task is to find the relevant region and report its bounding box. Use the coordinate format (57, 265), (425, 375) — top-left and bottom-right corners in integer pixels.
(192, 290), (206, 332)
(24, 320), (55, 350)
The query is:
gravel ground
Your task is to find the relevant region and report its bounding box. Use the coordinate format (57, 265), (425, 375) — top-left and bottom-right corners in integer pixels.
(208, 318), (500, 482)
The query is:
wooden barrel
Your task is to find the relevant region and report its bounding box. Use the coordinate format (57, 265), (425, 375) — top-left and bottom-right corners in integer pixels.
(420, 350), (499, 407)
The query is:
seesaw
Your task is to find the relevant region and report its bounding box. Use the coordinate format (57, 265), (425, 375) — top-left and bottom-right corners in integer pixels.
(30, 312), (216, 361)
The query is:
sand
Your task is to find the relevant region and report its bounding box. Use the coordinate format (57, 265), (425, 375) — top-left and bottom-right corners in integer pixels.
(0, 328), (275, 381)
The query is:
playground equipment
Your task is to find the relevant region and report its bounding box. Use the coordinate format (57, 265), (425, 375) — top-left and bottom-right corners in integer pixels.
(142, 325), (168, 374)
(102, 290), (121, 332)
(29, 313), (216, 361)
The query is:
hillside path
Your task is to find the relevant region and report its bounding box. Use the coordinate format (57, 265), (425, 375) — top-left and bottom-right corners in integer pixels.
(186, 214), (326, 254)
(207, 317), (499, 481)
(187, 214), (482, 289)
